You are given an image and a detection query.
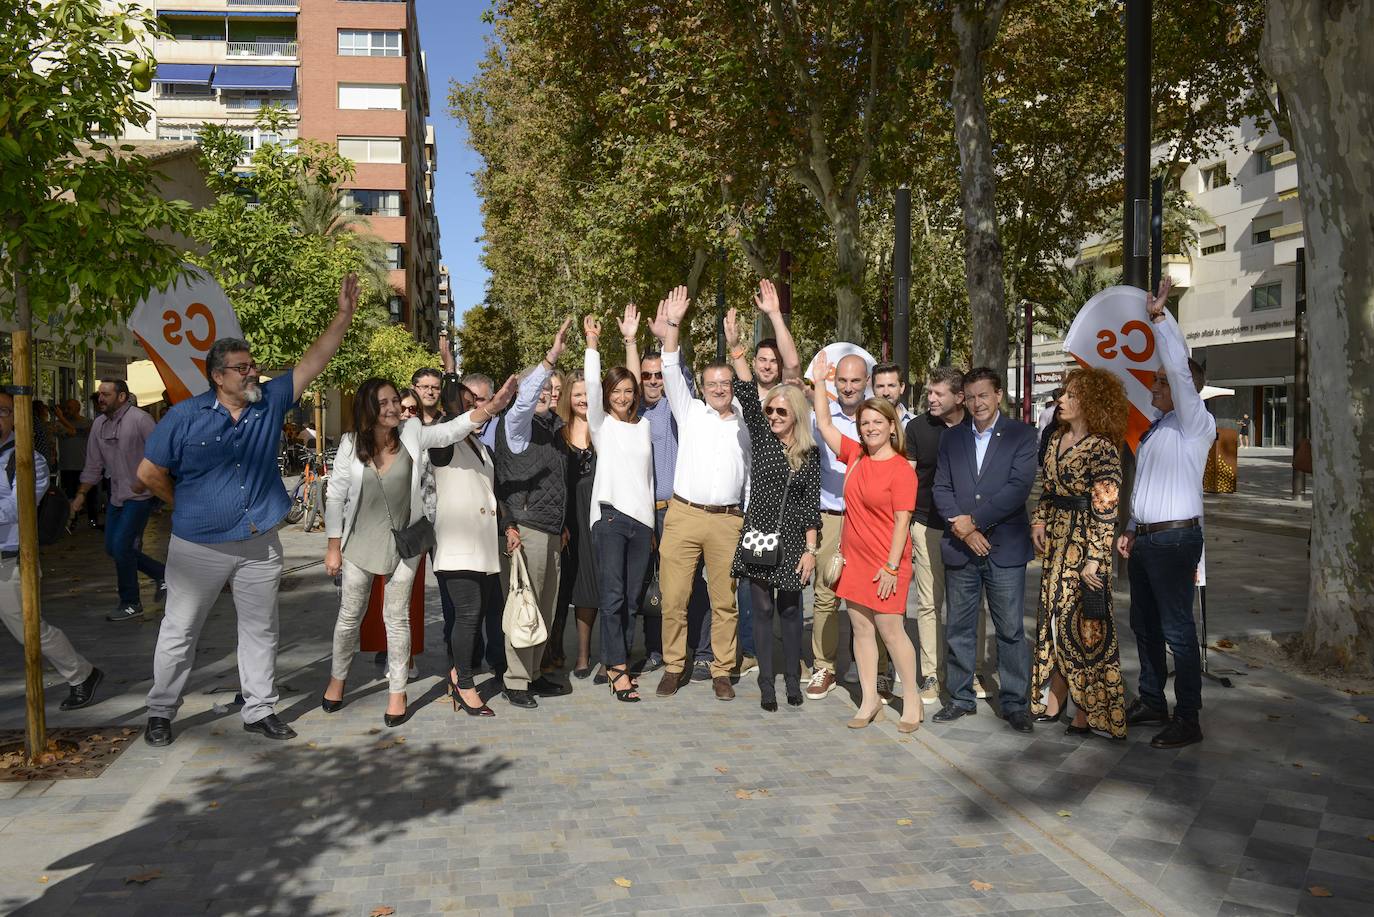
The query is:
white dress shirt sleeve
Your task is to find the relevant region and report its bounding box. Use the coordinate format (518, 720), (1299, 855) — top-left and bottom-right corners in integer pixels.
(1154, 313), (1215, 441)
(660, 348), (695, 424)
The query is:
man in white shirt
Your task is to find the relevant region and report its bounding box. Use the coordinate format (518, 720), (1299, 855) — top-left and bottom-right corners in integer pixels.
(1116, 278), (1214, 750)
(654, 287), (751, 701)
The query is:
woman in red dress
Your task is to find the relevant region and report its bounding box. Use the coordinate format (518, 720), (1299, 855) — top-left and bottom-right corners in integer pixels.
(812, 353), (923, 733)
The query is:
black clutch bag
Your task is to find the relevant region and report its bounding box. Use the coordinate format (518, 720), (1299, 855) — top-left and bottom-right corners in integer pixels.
(1081, 580), (1109, 621)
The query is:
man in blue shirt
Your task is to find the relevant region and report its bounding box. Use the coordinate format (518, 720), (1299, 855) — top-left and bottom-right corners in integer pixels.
(137, 275), (360, 746)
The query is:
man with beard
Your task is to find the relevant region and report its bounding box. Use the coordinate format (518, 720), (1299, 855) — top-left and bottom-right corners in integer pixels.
(138, 275), (360, 746)
(70, 379), (165, 622)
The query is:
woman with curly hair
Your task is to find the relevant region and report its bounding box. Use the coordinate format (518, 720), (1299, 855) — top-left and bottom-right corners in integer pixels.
(1029, 366), (1129, 738)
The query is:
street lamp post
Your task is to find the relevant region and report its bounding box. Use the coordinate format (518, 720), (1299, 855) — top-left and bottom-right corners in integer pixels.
(1123, 0), (1152, 291)
(893, 187), (911, 407)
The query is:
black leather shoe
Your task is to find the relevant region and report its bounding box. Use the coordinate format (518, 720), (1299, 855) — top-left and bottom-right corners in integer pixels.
(1150, 718), (1203, 749)
(1032, 708), (1063, 724)
(504, 689), (538, 709)
(383, 710), (409, 728)
(145, 716), (173, 747)
(529, 676), (570, 697)
(243, 714), (297, 740)
(60, 668), (104, 711)
(320, 696), (344, 713)
(1006, 711), (1035, 733)
(932, 703), (976, 723)
(1065, 722), (1093, 737)
(1125, 697), (1169, 726)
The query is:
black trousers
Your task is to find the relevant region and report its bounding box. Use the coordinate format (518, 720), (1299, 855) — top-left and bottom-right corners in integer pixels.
(748, 578), (803, 699)
(438, 571), (503, 689)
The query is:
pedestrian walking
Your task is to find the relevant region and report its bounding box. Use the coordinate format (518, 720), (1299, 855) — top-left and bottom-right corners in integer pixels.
(54, 398), (97, 528)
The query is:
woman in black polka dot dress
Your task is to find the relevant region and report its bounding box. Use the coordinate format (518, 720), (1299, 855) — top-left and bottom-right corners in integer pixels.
(725, 304), (821, 711)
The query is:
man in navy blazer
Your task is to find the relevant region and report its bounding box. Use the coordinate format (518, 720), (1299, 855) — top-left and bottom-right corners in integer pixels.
(931, 367), (1038, 733)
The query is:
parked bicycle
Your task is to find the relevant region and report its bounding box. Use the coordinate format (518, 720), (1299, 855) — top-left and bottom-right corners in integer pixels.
(285, 448), (334, 531)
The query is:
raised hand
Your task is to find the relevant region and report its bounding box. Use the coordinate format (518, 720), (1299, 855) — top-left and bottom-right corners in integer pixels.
(487, 374), (520, 414)
(662, 285), (690, 325)
(723, 307), (740, 348)
(546, 316), (572, 366)
(648, 299), (671, 340)
(617, 303), (640, 340)
(583, 314), (602, 346)
(754, 278), (781, 315)
(1147, 276), (1173, 322)
(337, 272), (359, 320)
(811, 351), (831, 389)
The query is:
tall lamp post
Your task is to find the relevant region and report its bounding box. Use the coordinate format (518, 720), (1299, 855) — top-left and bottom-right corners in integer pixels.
(893, 187), (912, 406)
(1123, 0), (1152, 291)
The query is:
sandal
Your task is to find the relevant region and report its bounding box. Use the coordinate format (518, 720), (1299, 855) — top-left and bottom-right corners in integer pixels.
(606, 666), (641, 703)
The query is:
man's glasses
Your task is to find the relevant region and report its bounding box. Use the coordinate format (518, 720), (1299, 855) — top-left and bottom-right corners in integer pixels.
(641, 371), (664, 380)
(703, 381), (732, 391)
(221, 362), (258, 376)
(764, 406), (790, 418)
(414, 384), (440, 393)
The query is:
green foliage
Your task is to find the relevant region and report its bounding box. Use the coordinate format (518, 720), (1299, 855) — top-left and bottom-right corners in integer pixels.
(0, 0), (190, 339)
(454, 303), (521, 382)
(364, 323), (443, 389)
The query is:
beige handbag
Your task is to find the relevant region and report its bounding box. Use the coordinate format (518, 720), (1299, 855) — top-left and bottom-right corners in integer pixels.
(817, 461), (854, 589)
(502, 548), (547, 649)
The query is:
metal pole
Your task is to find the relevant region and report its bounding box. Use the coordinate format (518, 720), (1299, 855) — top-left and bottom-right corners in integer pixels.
(1293, 247), (1308, 498)
(1023, 300), (1034, 423)
(1150, 174), (1164, 292)
(715, 246), (726, 362)
(1123, 0), (1152, 290)
(894, 187), (911, 406)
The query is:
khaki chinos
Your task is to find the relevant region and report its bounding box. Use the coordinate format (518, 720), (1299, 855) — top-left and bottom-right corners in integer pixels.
(498, 525), (560, 691)
(659, 500), (743, 679)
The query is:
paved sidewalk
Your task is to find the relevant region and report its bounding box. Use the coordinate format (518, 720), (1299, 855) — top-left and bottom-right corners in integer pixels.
(0, 452), (1368, 917)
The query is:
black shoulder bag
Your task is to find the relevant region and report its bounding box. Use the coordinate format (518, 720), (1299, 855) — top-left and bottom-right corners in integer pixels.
(372, 464), (436, 559)
(739, 469), (793, 568)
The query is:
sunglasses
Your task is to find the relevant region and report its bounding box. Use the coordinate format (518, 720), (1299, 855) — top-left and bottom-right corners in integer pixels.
(400, 404), (418, 414)
(641, 371), (663, 380)
(764, 406), (790, 418)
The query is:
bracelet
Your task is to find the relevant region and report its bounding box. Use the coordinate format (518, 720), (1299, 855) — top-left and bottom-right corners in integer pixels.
(882, 563), (899, 576)
(623, 337), (636, 345)
(730, 345), (747, 360)
(666, 319), (679, 327)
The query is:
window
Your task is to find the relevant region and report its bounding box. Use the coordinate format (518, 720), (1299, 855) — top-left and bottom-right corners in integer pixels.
(1251, 212), (1282, 244)
(157, 126), (200, 142)
(156, 82), (213, 99)
(337, 137), (402, 164)
(388, 296), (404, 321)
(1202, 163), (1228, 190)
(338, 29), (402, 56)
(341, 189), (403, 217)
(1256, 144), (1284, 174)
(338, 83), (404, 111)
(1252, 282), (1282, 312)
(386, 244), (406, 270)
(1199, 226), (1226, 256)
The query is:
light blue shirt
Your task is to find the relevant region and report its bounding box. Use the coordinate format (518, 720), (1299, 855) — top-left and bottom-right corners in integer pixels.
(972, 413), (1000, 473)
(503, 363), (552, 455)
(813, 401), (858, 511)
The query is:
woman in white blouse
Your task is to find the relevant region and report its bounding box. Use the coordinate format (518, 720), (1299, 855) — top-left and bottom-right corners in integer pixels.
(584, 308), (655, 702)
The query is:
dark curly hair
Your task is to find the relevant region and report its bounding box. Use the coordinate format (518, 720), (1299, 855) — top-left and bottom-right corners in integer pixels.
(1060, 366), (1129, 445)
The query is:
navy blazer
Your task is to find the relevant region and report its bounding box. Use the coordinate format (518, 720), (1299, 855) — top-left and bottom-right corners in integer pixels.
(932, 413), (1037, 568)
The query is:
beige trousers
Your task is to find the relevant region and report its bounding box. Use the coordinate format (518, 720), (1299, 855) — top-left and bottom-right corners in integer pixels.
(659, 502), (742, 678)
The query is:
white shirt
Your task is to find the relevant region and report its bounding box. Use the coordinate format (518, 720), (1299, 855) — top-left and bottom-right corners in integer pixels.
(1037, 403), (1057, 433)
(973, 413), (1000, 473)
(0, 437), (49, 553)
(813, 401), (858, 511)
(1131, 313), (1216, 527)
(661, 348), (751, 508)
(585, 348), (656, 530)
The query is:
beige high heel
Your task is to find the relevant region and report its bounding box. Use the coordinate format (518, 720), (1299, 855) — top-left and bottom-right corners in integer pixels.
(847, 708), (886, 729)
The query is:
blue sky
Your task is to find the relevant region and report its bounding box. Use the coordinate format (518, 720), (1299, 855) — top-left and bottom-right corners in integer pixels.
(416, 0), (493, 321)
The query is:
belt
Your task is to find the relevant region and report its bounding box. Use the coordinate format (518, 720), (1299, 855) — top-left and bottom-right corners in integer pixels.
(821, 509), (845, 517)
(0, 550), (17, 560)
(655, 499), (672, 511)
(671, 495), (742, 517)
(1047, 494), (1089, 511)
(1137, 517), (1200, 535)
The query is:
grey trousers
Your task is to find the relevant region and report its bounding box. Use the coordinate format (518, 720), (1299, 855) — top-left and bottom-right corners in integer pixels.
(146, 530), (283, 725)
(0, 557), (93, 686)
(498, 525), (559, 691)
(332, 556), (417, 694)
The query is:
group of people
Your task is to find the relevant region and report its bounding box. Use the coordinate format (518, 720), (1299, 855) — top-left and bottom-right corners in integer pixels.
(1, 273), (1214, 753)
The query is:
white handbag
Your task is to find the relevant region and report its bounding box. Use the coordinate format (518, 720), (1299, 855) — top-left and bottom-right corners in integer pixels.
(503, 548), (547, 649)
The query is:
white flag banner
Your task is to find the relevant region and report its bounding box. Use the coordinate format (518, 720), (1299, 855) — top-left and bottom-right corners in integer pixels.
(803, 342), (877, 400)
(1063, 285), (1163, 450)
(127, 267), (243, 404)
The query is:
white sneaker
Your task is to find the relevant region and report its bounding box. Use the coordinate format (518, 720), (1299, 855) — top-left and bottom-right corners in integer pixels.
(805, 669), (837, 699)
(973, 675), (989, 700)
(842, 665), (859, 685)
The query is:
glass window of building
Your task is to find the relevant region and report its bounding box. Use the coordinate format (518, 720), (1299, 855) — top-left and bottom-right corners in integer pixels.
(341, 190), (404, 217)
(338, 83), (404, 111)
(338, 137), (403, 164)
(1251, 282), (1282, 311)
(338, 30), (402, 56)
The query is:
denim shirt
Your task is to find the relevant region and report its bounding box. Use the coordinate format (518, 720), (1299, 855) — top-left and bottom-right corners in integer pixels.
(144, 372), (297, 544)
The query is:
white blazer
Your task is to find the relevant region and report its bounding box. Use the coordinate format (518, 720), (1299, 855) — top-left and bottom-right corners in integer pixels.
(431, 435), (501, 574)
(325, 412), (481, 547)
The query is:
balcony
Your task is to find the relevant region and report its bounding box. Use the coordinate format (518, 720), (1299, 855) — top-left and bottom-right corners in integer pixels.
(158, 0), (299, 9)
(158, 38), (297, 63)
(228, 41), (297, 59)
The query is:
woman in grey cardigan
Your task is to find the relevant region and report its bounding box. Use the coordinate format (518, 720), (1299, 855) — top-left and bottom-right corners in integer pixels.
(320, 375), (515, 727)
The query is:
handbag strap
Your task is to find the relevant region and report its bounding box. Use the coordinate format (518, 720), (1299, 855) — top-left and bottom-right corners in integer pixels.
(511, 546), (530, 591)
(370, 461), (402, 532)
(770, 468), (795, 531)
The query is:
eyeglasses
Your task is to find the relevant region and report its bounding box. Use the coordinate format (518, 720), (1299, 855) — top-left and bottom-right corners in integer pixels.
(641, 371), (663, 380)
(764, 406), (790, 418)
(414, 384), (439, 393)
(220, 362), (258, 376)
(703, 381), (732, 391)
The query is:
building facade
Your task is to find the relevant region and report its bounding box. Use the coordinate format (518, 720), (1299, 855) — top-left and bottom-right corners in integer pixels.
(122, 0), (441, 346)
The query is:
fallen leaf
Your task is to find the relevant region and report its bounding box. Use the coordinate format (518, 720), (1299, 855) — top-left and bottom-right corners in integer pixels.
(370, 908), (396, 916)
(1213, 639), (1235, 649)
(756, 788), (769, 796)
(897, 818), (913, 826)
(970, 879), (994, 891)
(125, 869), (162, 885)
(613, 877), (632, 888)
(306, 742), (319, 749)
(1266, 714), (1282, 721)
(1056, 810), (1072, 818)
(38, 876), (48, 884)
(1365, 834), (1374, 842)
(715, 766), (729, 774)
(394, 736), (406, 744)
(207, 801), (219, 809)
(1293, 763), (1304, 768)
(1307, 886), (1333, 898)
(1354, 714), (1371, 724)
(735, 789), (753, 799)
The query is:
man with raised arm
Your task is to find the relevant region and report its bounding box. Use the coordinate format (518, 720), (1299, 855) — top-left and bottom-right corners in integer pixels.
(137, 275), (361, 747)
(654, 286), (752, 701)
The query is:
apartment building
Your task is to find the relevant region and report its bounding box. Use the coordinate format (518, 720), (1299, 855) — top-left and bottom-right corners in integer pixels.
(121, 0), (441, 346)
(1038, 115), (1302, 448)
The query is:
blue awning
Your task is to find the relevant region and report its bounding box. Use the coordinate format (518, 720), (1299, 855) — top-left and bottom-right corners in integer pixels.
(158, 9), (296, 18)
(151, 63), (214, 85)
(213, 65), (295, 90)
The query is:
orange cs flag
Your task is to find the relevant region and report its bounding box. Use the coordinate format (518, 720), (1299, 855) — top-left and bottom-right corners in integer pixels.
(1062, 285), (1163, 451)
(127, 267), (244, 405)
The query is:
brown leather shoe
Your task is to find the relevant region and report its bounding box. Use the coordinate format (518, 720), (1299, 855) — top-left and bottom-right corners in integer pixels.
(713, 676), (735, 701)
(656, 670), (685, 697)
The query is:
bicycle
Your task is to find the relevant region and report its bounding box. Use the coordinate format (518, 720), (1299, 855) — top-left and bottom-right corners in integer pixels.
(286, 449), (334, 531)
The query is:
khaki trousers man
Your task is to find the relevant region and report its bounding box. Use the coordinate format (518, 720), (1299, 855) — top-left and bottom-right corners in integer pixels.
(498, 525), (560, 691)
(659, 501), (742, 679)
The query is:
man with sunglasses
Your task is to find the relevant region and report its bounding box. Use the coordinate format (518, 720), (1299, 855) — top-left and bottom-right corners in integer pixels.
(69, 379), (165, 623)
(137, 274), (361, 747)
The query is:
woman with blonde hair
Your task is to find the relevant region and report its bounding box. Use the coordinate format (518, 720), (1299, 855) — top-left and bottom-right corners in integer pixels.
(812, 354), (923, 732)
(725, 308), (820, 710)
(1030, 365), (1130, 739)
(552, 368), (600, 678)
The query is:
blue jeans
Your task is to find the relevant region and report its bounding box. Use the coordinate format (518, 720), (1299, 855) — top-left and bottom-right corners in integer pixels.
(1129, 526), (1204, 721)
(737, 580), (756, 658)
(105, 498), (165, 606)
(945, 558), (1030, 713)
(654, 505), (711, 662)
(594, 505), (653, 668)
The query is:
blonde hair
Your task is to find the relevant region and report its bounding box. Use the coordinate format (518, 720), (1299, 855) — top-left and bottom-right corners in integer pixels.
(858, 397), (906, 456)
(557, 369), (587, 446)
(763, 383), (815, 471)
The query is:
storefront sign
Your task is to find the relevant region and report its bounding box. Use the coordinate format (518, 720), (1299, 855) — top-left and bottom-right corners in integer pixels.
(1063, 285), (1162, 449)
(127, 267), (243, 404)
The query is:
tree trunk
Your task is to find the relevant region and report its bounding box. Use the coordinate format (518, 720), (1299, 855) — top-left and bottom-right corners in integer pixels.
(833, 203), (865, 343)
(1262, 0), (1374, 671)
(950, 0), (1010, 383)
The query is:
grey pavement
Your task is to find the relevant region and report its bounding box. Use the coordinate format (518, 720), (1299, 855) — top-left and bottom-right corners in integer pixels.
(0, 451), (1367, 917)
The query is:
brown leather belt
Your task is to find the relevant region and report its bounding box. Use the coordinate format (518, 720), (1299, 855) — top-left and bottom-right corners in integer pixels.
(821, 509), (844, 517)
(672, 495), (742, 517)
(654, 499), (672, 511)
(1137, 517), (1199, 535)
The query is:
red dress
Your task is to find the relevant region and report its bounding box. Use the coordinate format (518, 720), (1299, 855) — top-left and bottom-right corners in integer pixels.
(834, 435), (917, 614)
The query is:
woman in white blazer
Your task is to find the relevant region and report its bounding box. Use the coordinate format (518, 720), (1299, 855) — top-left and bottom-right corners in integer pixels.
(321, 375), (516, 727)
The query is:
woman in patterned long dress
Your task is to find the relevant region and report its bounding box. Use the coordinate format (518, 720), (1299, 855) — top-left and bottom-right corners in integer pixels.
(1029, 367), (1129, 739)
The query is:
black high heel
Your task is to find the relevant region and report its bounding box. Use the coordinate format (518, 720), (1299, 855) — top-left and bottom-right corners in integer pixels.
(452, 676), (495, 717)
(384, 694), (409, 728)
(321, 695), (344, 713)
(606, 666), (640, 703)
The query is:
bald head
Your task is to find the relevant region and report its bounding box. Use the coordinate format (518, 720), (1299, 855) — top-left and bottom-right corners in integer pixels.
(835, 355), (869, 414)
